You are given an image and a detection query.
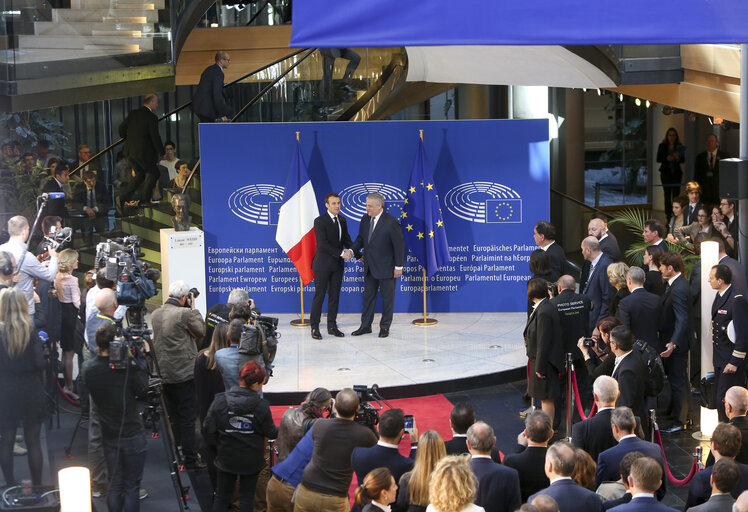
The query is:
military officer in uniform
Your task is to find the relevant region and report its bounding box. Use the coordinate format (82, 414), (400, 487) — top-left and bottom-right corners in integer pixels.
(709, 263), (748, 422)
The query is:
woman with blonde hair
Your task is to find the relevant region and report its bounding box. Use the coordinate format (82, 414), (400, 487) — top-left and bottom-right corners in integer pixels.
(397, 430), (446, 512)
(426, 455), (484, 512)
(54, 248), (80, 399)
(354, 467), (398, 511)
(0, 288), (46, 486)
(606, 261), (630, 316)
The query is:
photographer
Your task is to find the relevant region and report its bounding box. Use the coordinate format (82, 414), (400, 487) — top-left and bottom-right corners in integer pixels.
(277, 387), (332, 462)
(151, 280), (206, 469)
(215, 318), (263, 391)
(577, 316), (622, 380)
(202, 288), (253, 350)
(82, 322), (148, 512)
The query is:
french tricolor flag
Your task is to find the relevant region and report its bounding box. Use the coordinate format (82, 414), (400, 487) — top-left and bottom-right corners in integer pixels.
(275, 139), (318, 285)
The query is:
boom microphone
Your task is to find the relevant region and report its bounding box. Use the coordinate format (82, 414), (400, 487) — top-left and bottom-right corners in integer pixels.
(40, 192), (65, 200)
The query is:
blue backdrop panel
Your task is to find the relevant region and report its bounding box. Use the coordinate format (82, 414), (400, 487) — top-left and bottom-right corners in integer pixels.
(200, 120), (549, 313)
(290, 1), (748, 47)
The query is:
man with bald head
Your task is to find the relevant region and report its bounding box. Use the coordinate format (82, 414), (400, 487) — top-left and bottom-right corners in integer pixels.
(581, 216), (620, 291)
(468, 421), (521, 512)
(85, 288), (118, 356)
(192, 51), (233, 123)
(706, 386), (748, 467)
(581, 236), (616, 331)
(295, 388), (377, 512)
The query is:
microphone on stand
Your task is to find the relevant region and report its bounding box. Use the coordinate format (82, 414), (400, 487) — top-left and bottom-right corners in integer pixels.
(39, 192), (65, 201)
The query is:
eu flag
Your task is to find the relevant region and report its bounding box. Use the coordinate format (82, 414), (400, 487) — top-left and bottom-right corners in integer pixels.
(485, 198), (522, 223)
(401, 137), (451, 277)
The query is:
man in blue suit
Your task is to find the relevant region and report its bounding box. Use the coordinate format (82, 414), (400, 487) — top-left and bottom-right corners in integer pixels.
(467, 421), (521, 512)
(581, 236), (616, 332)
(192, 51), (233, 123)
(596, 407), (666, 500)
(608, 457), (678, 512)
(528, 441), (604, 512)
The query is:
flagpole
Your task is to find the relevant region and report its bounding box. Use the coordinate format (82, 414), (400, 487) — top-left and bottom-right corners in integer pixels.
(290, 130), (311, 327)
(412, 129), (438, 326)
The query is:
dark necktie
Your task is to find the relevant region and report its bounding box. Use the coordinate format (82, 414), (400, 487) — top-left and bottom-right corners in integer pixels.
(87, 188), (95, 208)
(368, 217), (376, 242)
(333, 215), (340, 241)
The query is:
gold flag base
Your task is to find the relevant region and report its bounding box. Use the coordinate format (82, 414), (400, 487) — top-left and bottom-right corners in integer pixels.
(412, 317), (438, 326)
(290, 318), (311, 327)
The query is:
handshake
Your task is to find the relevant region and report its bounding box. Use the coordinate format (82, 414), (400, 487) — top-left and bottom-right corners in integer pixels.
(343, 249), (355, 261)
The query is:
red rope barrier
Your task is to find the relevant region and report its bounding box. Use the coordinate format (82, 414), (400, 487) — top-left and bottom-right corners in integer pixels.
(570, 371), (597, 420)
(653, 429), (700, 485)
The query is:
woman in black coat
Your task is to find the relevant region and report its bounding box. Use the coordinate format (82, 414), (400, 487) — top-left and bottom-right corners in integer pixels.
(203, 360), (278, 512)
(656, 127), (685, 220)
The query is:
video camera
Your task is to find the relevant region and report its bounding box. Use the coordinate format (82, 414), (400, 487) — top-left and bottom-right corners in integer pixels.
(353, 384), (385, 430)
(95, 236), (159, 307)
(108, 326), (150, 371)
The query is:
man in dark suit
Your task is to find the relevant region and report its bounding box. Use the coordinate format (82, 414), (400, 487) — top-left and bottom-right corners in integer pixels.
(118, 93), (164, 207)
(609, 457), (678, 512)
(581, 217), (622, 290)
(684, 182), (704, 226)
(706, 386), (748, 467)
(717, 199), (739, 257)
(688, 459), (739, 512)
(643, 219), (669, 252)
(709, 264), (748, 421)
(310, 192), (353, 339)
(609, 326), (648, 430)
(504, 410), (553, 503)
(467, 421), (521, 512)
(658, 252), (693, 433)
(350, 192), (405, 338)
(685, 423), (748, 510)
(694, 134), (730, 206)
(534, 221), (571, 279)
(616, 267), (662, 348)
(442, 402), (501, 463)
(581, 236), (616, 332)
(41, 165), (70, 221)
(528, 441), (604, 512)
(350, 408), (414, 488)
(601, 451), (646, 510)
(716, 238), (747, 295)
(192, 51), (233, 123)
(571, 376), (619, 462)
(73, 170), (110, 244)
(74, 144), (101, 177)
(596, 407), (666, 500)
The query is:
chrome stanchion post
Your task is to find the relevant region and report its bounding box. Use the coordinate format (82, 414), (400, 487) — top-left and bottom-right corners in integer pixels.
(566, 353), (573, 441)
(695, 445), (703, 470)
(649, 409), (657, 443)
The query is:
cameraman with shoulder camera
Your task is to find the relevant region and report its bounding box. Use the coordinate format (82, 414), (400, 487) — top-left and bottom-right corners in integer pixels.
(151, 280), (206, 470)
(82, 322), (149, 512)
(202, 288), (253, 350)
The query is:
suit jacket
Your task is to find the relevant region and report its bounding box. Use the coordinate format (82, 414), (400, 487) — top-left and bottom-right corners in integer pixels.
(706, 416), (748, 467)
(687, 492), (735, 512)
(608, 495), (678, 512)
(603, 493), (632, 510)
(41, 177), (66, 219)
(694, 149), (730, 205)
(571, 408), (617, 462)
(470, 457), (521, 512)
(711, 286), (748, 369)
(545, 241), (571, 279)
(581, 232), (622, 292)
(584, 253), (617, 331)
(119, 106), (163, 165)
(660, 274), (692, 352)
(192, 64), (232, 120)
(524, 298), (564, 376)
(351, 444), (414, 487)
(719, 256), (747, 296)
(684, 462), (748, 509)
(503, 445), (549, 503)
(312, 212), (352, 272)
(528, 479), (604, 512)
(683, 201), (703, 226)
(612, 351), (648, 430)
(616, 287), (663, 348)
(72, 181), (110, 215)
(351, 211), (405, 280)
(551, 289), (591, 357)
(596, 436), (666, 500)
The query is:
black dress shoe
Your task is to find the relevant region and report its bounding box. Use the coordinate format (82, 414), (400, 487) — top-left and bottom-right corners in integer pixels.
(351, 327), (372, 336)
(311, 327), (322, 340)
(328, 327), (345, 337)
(378, 329), (389, 338)
(662, 423), (686, 434)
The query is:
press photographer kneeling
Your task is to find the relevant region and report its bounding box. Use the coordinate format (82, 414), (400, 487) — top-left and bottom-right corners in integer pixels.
(82, 322), (149, 512)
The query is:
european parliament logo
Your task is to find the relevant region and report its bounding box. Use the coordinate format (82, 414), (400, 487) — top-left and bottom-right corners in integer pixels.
(444, 181), (522, 223)
(227, 184), (285, 226)
(338, 182), (407, 222)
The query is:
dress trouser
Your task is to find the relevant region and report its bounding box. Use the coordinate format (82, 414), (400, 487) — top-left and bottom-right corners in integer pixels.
(664, 349), (689, 424)
(360, 272), (396, 330)
(120, 158), (159, 204)
(310, 268), (343, 328)
(715, 364), (748, 422)
(162, 379), (198, 463)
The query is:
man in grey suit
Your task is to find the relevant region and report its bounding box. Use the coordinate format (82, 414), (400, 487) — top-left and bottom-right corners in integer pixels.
(350, 193), (405, 338)
(687, 458), (739, 512)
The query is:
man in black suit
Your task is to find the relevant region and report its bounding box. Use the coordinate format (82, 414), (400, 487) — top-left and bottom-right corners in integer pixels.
(616, 267), (662, 348)
(118, 93), (164, 208)
(444, 402), (475, 455)
(709, 264), (748, 421)
(534, 221), (571, 279)
(610, 457), (677, 512)
(581, 236), (616, 332)
(581, 216), (622, 291)
(688, 458), (739, 512)
(350, 192), (405, 338)
(467, 421), (521, 512)
(658, 252), (693, 433)
(684, 181), (703, 226)
(504, 410), (553, 503)
(716, 237), (747, 294)
(600, 451), (646, 510)
(73, 170), (110, 244)
(609, 326), (649, 432)
(694, 134), (730, 206)
(350, 408), (414, 488)
(643, 219), (668, 252)
(595, 407), (666, 500)
(41, 165), (70, 221)
(310, 192), (353, 339)
(192, 51), (233, 123)
(706, 386), (748, 466)
(717, 199), (739, 256)
(528, 441), (604, 512)
(571, 375), (619, 461)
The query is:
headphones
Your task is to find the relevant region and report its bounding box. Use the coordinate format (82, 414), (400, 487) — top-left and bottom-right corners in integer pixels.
(0, 251), (13, 276)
